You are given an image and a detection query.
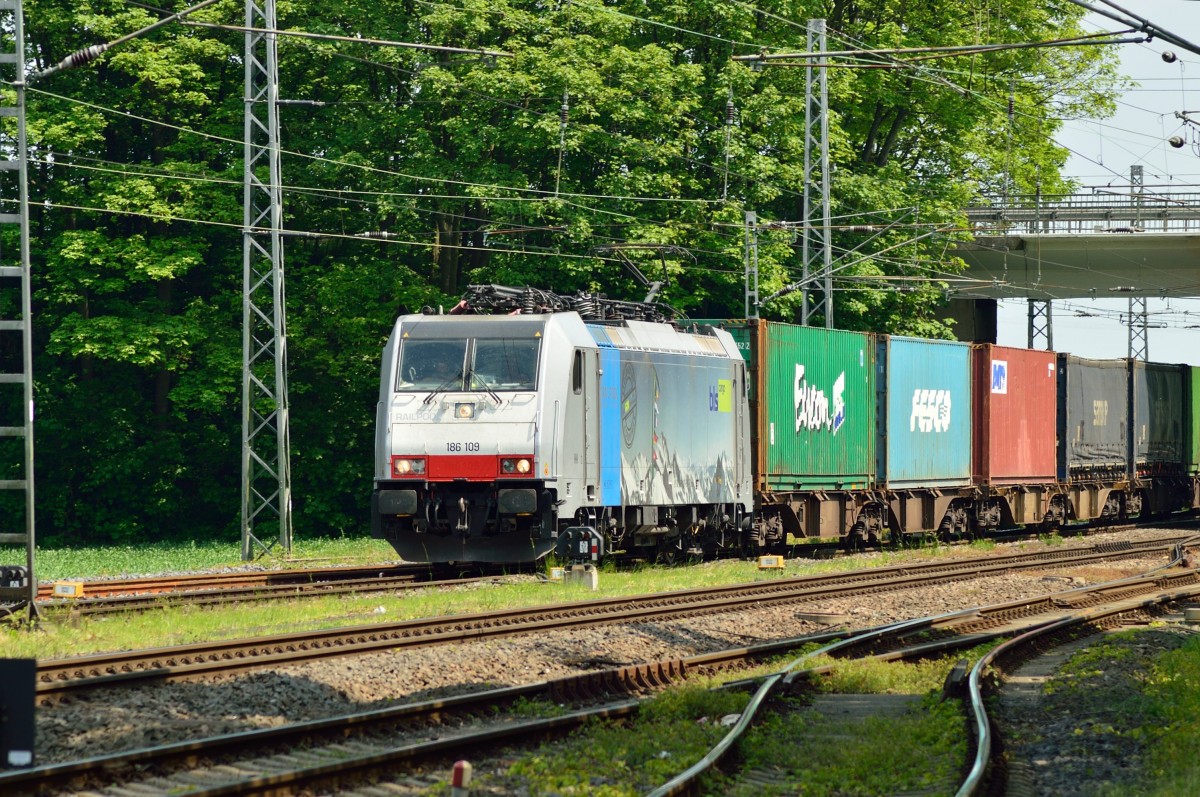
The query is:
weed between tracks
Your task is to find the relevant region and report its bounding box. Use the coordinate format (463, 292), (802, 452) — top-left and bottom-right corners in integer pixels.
(458, 648), (989, 796)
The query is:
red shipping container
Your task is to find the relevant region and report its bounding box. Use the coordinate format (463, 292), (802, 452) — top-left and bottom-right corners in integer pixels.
(972, 344), (1057, 484)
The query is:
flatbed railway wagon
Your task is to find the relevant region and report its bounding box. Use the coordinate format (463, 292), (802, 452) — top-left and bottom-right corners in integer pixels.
(715, 322), (982, 545)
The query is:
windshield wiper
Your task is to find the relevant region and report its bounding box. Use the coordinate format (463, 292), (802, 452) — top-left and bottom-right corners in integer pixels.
(423, 373), (464, 405)
(466, 369), (502, 406)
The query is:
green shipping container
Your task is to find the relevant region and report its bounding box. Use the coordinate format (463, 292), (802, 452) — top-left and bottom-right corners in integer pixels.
(706, 320), (876, 491)
(1189, 366), (1200, 474)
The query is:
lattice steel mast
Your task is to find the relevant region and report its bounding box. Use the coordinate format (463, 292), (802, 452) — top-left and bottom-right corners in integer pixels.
(801, 18), (833, 328)
(0, 0), (38, 620)
(242, 0), (292, 559)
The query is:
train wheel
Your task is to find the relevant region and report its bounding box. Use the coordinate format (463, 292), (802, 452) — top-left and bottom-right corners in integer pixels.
(844, 522), (869, 551)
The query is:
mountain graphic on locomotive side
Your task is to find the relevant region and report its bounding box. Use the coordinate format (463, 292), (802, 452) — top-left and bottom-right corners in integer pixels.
(371, 286), (1198, 564)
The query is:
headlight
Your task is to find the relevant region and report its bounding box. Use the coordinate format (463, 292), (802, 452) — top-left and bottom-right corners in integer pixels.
(455, 402), (474, 419)
(500, 457), (533, 475)
(391, 457), (427, 477)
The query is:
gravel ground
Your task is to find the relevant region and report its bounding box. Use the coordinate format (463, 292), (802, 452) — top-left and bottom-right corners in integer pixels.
(32, 528), (1193, 771)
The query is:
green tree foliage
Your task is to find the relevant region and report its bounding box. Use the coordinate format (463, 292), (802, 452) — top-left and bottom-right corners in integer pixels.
(7, 0), (1120, 544)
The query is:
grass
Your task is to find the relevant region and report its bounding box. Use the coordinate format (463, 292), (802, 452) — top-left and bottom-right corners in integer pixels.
(469, 686), (752, 796)
(0, 537), (401, 581)
(729, 693), (965, 796)
(0, 536), (1013, 659)
(1129, 630), (1200, 796)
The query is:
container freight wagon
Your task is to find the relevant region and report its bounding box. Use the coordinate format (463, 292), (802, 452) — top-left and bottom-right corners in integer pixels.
(876, 335), (974, 538)
(971, 344), (1058, 528)
(715, 320), (879, 546)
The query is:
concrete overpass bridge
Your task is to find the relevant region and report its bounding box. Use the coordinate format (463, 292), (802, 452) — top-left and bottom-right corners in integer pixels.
(950, 188), (1200, 353)
(956, 189), (1200, 299)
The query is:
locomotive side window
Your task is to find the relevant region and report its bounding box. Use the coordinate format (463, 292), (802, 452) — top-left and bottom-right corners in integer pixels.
(396, 339), (467, 391)
(471, 339), (540, 391)
(572, 350), (583, 394)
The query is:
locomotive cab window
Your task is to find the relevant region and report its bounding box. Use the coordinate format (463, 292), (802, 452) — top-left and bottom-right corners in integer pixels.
(396, 337), (540, 392)
(472, 339), (540, 391)
(397, 339), (467, 390)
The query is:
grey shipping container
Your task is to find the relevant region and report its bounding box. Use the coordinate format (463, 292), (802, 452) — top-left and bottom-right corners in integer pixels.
(1057, 354), (1128, 481)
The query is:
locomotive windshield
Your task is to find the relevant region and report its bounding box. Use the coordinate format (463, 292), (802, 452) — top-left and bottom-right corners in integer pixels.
(396, 337), (539, 392)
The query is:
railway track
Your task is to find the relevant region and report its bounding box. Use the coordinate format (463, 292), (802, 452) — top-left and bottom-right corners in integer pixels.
(34, 533), (1196, 702)
(27, 518), (1196, 616)
(30, 561), (524, 613)
(10, 544), (1198, 796)
(36, 571), (522, 615)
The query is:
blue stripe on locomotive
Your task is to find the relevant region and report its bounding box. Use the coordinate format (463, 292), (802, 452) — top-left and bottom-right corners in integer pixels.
(598, 346), (622, 505)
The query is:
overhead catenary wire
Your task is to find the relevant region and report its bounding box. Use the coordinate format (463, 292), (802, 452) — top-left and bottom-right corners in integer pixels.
(15, 82), (724, 207)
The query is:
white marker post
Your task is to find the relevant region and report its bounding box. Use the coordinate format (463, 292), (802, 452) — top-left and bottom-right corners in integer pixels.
(451, 760), (473, 796)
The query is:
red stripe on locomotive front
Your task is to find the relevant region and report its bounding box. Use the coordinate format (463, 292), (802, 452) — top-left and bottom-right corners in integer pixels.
(424, 455), (535, 480)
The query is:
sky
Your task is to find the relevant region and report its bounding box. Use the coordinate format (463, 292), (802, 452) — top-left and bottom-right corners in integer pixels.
(992, 1), (1200, 363)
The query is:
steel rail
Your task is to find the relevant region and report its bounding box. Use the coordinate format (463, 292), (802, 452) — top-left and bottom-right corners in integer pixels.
(34, 536), (1193, 701)
(37, 573), (511, 615)
(34, 561), (458, 599)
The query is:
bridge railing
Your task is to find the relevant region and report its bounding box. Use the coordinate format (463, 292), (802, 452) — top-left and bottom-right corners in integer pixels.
(966, 192), (1200, 234)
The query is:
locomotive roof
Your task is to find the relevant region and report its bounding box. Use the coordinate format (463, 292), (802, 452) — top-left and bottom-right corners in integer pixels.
(395, 314), (550, 339)
(394, 312), (738, 359)
(588, 319), (735, 358)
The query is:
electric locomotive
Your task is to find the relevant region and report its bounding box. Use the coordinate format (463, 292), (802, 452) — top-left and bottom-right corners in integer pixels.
(371, 297), (752, 563)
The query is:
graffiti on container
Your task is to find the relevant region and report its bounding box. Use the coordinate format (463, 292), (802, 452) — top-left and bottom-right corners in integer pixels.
(910, 389), (952, 433)
(794, 364), (846, 434)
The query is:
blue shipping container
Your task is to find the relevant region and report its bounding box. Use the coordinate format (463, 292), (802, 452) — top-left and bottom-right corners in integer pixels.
(878, 336), (972, 488)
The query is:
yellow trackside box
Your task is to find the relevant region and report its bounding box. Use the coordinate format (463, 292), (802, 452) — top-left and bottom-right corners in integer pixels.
(547, 567), (565, 581)
(52, 581), (84, 598)
(757, 555), (786, 570)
